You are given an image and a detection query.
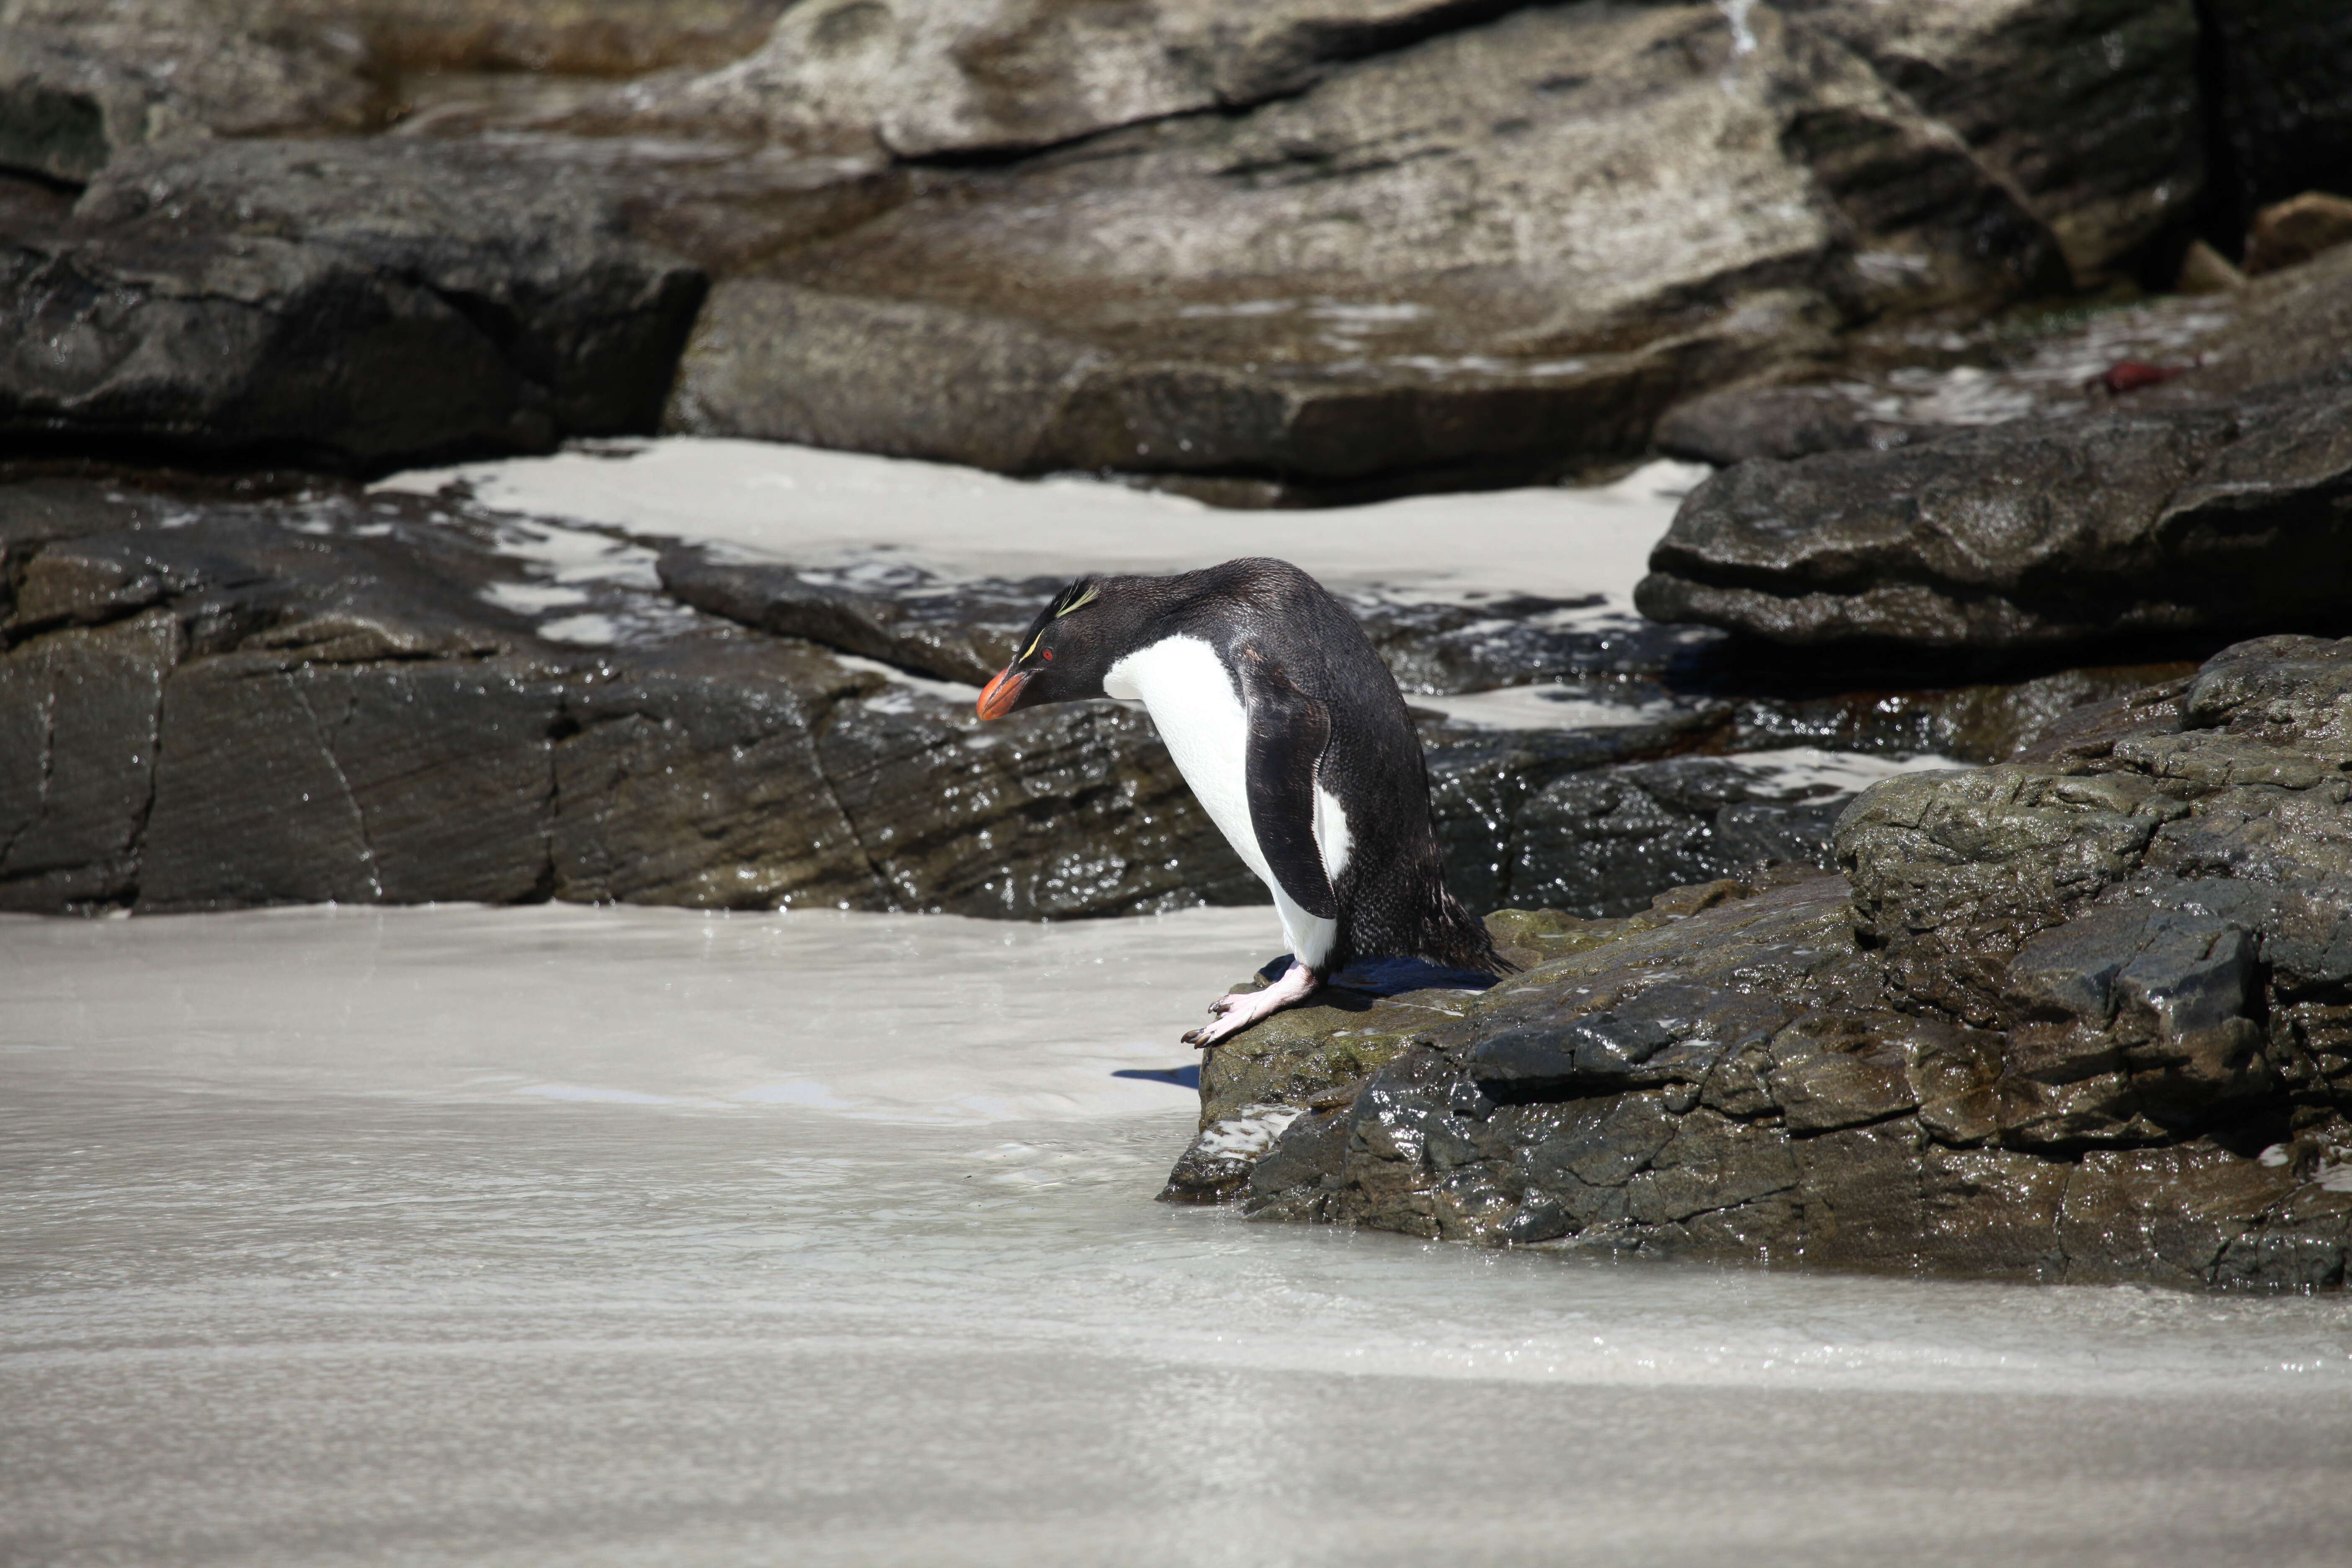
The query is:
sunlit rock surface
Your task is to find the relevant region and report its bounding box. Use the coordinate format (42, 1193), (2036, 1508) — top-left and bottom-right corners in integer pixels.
(665, 0), (2061, 489)
(7, 0), (2349, 495)
(1173, 637), (2352, 1287)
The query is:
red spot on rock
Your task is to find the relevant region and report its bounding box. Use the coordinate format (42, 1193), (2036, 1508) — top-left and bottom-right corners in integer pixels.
(2097, 359), (2184, 395)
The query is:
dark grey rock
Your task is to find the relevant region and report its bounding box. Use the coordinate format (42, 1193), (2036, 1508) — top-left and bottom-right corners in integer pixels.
(1637, 369), (2352, 652)
(1427, 746), (1880, 919)
(2, 137), (707, 470)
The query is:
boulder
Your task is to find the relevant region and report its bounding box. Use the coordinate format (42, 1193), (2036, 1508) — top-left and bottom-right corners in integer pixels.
(1635, 358), (2352, 652)
(0, 137), (707, 469)
(1424, 742), (1872, 918)
(0, 16), (382, 184)
(278, 0), (794, 76)
(619, 0), (1530, 157)
(666, 1), (2062, 487)
(1777, 0), (2205, 281)
(1178, 636), (2352, 1285)
(2244, 191), (2352, 278)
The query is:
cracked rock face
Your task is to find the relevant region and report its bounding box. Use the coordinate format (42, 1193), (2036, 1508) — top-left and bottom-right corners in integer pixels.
(1637, 366), (2352, 651)
(665, 0), (2063, 489)
(1171, 636), (2352, 1287)
(0, 473), (1261, 916)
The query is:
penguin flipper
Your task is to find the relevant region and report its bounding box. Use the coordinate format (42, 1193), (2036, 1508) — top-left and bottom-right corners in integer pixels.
(1242, 669), (1338, 922)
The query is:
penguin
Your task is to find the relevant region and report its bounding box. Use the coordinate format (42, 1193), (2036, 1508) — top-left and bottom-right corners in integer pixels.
(975, 557), (1506, 1048)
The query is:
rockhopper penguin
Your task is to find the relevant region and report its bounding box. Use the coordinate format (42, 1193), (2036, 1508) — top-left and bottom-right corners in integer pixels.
(975, 557), (1506, 1047)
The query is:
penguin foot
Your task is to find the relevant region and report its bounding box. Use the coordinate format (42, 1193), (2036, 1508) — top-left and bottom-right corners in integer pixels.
(1183, 962), (1322, 1049)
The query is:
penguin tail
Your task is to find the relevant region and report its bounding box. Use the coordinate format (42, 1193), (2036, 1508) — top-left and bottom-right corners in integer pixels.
(1419, 887), (1518, 977)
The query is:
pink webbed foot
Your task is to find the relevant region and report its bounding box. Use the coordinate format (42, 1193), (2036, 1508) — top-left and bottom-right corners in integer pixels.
(1182, 961), (1323, 1049)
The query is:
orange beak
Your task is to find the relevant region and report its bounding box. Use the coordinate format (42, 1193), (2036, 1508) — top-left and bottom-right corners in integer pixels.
(975, 665), (1029, 720)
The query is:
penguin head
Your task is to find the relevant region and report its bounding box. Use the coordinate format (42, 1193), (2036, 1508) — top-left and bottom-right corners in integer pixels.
(976, 575), (1120, 718)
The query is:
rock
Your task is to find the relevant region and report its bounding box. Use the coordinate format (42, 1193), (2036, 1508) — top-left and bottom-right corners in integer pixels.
(1635, 367), (2352, 652)
(1427, 748), (1875, 919)
(2202, 0), (2352, 231)
(1653, 384), (1932, 466)
(0, 472), (1260, 917)
(655, 543), (1047, 686)
(1777, 0), (2205, 281)
(0, 137), (707, 469)
(2244, 191), (2352, 278)
(666, 1), (2061, 488)
(620, 0), (1529, 157)
(1840, 635), (2352, 1045)
(0, 16), (382, 183)
(1718, 661), (2202, 763)
(8, 0), (791, 80)
(1178, 638), (2352, 1285)
(2174, 238), (2246, 295)
(1655, 237), (2352, 457)
(294, 0), (793, 76)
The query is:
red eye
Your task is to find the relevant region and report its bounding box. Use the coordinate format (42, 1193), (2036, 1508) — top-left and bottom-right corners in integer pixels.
(1041, 648), (1054, 660)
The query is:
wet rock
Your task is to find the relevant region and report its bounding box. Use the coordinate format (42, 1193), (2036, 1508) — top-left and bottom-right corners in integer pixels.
(1636, 368), (2352, 652)
(669, 1), (2060, 487)
(1161, 1103), (1308, 1204)
(1429, 749), (1882, 918)
(1, 137), (707, 470)
(1717, 661), (2202, 764)
(0, 473), (1258, 917)
(1184, 639), (2352, 1287)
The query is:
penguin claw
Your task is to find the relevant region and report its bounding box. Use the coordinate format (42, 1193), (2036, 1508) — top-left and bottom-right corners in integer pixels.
(1183, 970), (1324, 1049)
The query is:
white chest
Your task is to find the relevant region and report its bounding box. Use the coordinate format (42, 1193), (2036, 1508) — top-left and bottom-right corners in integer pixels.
(1105, 634), (1354, 972)
(1104, 636), (1263, 884)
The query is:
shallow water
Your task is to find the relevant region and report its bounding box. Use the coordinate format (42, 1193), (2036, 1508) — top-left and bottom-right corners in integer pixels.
(5, 905), (2351, 1566)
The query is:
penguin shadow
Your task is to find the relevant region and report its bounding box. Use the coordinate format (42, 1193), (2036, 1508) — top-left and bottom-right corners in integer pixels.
(1109, 954), (1501, 1090)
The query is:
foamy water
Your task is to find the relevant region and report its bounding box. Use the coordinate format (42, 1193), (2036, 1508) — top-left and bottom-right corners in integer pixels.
(6, 905), (2351, 1566)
